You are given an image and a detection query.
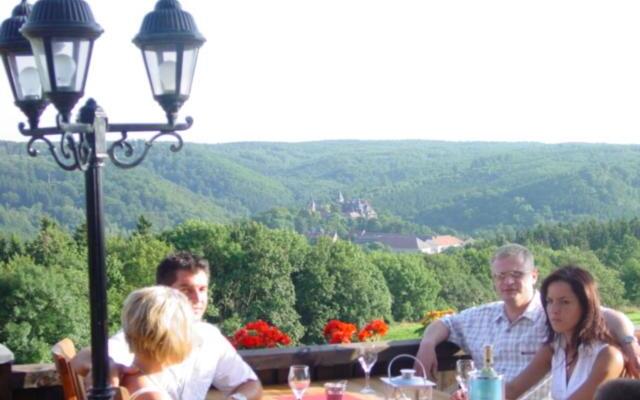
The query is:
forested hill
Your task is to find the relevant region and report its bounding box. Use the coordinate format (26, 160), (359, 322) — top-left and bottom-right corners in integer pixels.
(2, 140), (640, 237)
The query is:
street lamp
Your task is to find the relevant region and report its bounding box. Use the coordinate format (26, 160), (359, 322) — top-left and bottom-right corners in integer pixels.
(0, 1), (205, 399)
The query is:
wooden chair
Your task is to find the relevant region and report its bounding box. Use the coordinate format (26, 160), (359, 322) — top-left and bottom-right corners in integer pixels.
(52, 338), (131, 400)
(114, 386), (130, 400)
(51, 338), (86, 400)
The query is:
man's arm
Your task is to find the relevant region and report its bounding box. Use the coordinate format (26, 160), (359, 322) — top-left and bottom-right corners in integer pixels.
(602, 307), (640, 377)
(70, 347), (93, 377)
(227, 379), (263, 400)
(70, 347), (137, 389)
(415, 319), (451, 379)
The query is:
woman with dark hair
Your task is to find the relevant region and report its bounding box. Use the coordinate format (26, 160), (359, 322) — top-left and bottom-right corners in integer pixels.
(504, 265), (624, 400)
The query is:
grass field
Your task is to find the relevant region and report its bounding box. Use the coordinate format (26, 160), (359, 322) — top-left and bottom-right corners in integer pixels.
(623, 308), (640, 326)
(386, 322), (423, 341)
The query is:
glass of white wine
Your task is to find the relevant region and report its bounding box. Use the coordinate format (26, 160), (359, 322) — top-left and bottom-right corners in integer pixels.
(455, 359), (475, 392)
(358, 345), (378, 394)
(288, 364), (311, 400)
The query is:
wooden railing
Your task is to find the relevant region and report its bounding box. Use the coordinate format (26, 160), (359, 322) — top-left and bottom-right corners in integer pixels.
(2, 339), (465, 400)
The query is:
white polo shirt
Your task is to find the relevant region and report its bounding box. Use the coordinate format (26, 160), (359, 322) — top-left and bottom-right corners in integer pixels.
(110, 321), (258, 400)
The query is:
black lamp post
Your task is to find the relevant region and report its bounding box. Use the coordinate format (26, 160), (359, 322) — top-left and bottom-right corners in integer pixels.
(0, 1), (205, 399)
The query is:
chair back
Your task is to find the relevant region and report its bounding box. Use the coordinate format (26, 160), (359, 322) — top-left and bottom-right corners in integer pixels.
(114, 386), (130, 400)
(52, 338), (86, 400)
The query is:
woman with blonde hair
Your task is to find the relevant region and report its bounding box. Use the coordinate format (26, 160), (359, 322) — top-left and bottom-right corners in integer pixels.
(120, 286), (194, 400)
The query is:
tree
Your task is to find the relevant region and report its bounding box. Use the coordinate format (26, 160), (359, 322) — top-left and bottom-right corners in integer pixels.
(26, 217), (84, 269)
(423, 248), (495, 310)
(534, 246), (625, 307)
(0, 234), (24, 263)
(204, 221), (307, 342)
(620, 258), (640, 304)
(105, 234), (173, 332)
(161, 219), (227, 256)
(134, 215), (153, 236)
(0, 256), (90, 363)
(368, 252), (440, 321)
(295, 238), (392, 343)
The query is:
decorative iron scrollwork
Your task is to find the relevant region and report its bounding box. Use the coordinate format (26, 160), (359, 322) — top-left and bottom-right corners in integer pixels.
(18, 111), (193, 171)
(107, 129), (184, 169)
(25, 130), (93, 171)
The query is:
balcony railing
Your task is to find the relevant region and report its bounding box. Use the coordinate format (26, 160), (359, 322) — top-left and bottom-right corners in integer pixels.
(2, 339), (465, 400)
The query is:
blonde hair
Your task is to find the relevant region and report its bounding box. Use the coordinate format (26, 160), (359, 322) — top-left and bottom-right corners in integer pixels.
(122, 286), (193, 366)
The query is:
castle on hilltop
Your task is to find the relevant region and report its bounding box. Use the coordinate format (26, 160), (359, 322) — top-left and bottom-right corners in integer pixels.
(308, 191), (377, 220)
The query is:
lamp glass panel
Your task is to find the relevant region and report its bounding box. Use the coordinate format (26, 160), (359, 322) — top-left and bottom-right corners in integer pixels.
(143, 46), (178, 96)
(51, 38), (90, 92)
(7, 53), (42, 100)
(179, 47), (199, 96)
(28, 38), (52, 91)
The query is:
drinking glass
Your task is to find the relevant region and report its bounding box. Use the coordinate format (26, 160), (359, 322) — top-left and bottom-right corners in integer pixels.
(358, 345), (378, 394)
(288, 365), (311, 400)
(455, 359), (475, 392)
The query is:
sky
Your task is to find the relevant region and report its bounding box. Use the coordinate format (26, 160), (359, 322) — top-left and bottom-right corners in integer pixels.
(2, 0), (640, 145)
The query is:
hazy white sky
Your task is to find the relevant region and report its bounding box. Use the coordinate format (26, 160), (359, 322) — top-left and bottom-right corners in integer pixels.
(2, 0), (640, 144)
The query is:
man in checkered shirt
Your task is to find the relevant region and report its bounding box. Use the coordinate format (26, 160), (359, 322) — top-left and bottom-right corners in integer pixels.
(415, 244), (640, 396)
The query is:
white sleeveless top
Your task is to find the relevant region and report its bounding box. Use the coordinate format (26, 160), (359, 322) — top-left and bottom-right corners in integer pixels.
(128, 386), (172, 400)
(550, 338), (608, 400)
(127, 370), (174, 400)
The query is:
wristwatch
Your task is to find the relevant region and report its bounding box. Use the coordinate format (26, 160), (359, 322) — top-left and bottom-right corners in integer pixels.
(622, 334), (638, 345)
(230, 393), (248, 400)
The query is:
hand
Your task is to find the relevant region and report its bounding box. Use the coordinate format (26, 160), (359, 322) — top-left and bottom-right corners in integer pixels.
(450, 388), (468, 400)
(414, 342), (438, 380)
(621, 340), (640, 378)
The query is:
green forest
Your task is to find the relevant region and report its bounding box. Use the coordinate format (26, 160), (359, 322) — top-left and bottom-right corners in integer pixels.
(3, 139), (640, 364)
(3, 140), (640, 237)
(2, 216), (640, 363)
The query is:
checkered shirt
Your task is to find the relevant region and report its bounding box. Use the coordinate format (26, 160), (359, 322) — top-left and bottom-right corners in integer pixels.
(441, 293), (548, 381)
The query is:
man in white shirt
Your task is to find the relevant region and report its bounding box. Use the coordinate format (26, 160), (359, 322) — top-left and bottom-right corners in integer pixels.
(415, 244), (640, 382)
(73, 252), (262, 400)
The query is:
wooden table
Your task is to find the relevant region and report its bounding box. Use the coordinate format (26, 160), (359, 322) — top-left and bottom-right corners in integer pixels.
(207, 377), (449, 400)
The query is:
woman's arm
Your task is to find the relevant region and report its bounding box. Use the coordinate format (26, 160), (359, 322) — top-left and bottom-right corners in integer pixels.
(566, 345), (624, 400)
(505, 344), (553, 400)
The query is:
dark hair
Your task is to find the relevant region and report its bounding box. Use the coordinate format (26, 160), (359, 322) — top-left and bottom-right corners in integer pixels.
(540, 265), (614, 347)
(595, 378), (640, 400)
(155, 251), (210, 286)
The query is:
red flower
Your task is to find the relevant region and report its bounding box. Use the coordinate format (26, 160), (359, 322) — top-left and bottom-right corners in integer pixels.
(358, 319), (388, 342)
(323, 319), (357, 344)
(230, 320), (292, 349)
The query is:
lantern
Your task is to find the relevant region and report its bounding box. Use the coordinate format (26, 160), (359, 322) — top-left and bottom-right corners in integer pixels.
(133, 0), (205, 124)
(380, 355), (435, 400)
(19, 0), (103, 121)
(0, 0), (48, 128)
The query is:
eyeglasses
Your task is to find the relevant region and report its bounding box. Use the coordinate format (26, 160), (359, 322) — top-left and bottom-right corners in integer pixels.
(491, 270), (530, 281)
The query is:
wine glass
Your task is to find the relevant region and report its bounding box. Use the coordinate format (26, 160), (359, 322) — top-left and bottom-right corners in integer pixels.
(455, 359), (475, 392)
(358, 345), (378, 394)
(288, 364), (311, 400)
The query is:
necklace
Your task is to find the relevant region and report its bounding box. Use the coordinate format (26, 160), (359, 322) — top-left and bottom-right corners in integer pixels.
(564, 348), (578, 383)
